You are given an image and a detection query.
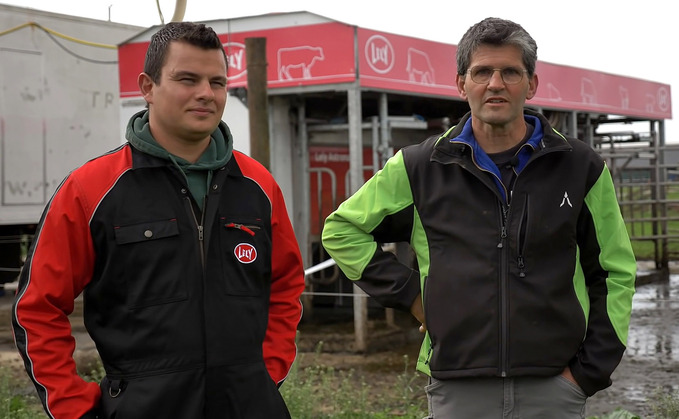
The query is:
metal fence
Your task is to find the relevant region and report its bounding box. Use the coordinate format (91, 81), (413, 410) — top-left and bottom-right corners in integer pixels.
(599, 139), (679, 269)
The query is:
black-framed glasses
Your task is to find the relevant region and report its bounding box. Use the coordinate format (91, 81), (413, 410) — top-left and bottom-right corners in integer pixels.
(467, 66), (528, 85)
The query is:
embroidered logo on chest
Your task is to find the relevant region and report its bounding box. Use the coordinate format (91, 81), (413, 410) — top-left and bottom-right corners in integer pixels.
(560, 191), (573, 208)
(234, 243), (257, 264)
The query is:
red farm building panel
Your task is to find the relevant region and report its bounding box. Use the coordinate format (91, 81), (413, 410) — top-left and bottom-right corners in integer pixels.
(117, 13), (671, 121)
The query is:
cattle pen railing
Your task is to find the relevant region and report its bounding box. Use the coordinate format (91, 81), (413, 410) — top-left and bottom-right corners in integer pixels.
(601, 141), (679, 272)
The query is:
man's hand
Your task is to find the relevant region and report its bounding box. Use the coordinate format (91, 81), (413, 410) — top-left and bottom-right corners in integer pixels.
(410, 293), (426, 333)
(561, 366), (579, 387)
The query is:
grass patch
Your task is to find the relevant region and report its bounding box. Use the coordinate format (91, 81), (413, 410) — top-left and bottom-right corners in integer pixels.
(648, 387), (679, 418)
(588, 408), (641, 418)
(5, 348), (679, 418)
(280, 342), (426, 418)
(0, 366), (42, 419)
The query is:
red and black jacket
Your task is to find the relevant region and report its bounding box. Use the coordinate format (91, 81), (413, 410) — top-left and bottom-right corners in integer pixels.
(12, 144), (305, 419)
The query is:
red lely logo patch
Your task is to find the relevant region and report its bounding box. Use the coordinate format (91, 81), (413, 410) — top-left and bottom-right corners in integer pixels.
(234, 243), (257, 264)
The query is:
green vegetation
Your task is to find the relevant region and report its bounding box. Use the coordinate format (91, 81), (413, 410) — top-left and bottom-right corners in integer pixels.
(4, 358), (679, 418)
(279, 343), (426, 418)
(0, 367), (42, 419)
(585, 388), (679, 419)
(648, 387), (679, 419)
(589, 408), (641, 418)
(0, 357), (106, 419)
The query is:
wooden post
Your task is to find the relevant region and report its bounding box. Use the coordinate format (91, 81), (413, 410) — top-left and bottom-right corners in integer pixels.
(245, 37), (270, 170)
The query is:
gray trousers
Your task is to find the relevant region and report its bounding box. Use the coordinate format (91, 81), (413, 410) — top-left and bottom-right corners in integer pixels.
(424, 375), (587, 419)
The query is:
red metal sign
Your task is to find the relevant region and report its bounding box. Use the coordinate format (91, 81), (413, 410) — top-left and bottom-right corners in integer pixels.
(118, 19), (671, 119)
(355, 27), (671, 119)
(358, 28), (459, 98)
(532, 61), (672, 120)
(118, 22), (356, 98)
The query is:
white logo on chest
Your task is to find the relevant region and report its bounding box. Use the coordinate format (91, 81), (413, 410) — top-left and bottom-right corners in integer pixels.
(234, 243), (257, 264)
(560, 191), (573, 208)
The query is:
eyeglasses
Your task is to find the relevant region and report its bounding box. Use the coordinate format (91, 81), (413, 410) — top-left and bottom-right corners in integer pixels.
(467, 66), (528, 85)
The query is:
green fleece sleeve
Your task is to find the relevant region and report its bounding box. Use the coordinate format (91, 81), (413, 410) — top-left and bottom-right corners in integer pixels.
(321, 150), (421, 311)
(587, 164), (636, 341)
(573, 163), (636, 396)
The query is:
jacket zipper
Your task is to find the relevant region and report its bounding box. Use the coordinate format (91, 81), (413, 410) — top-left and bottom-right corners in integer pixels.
(225, 222), (260, 236)
(421, 275), (434, 366)
(425, 344), (433, 366)
(440, 135), (569, 378)
(187, 196), (207, 269)
(517, 194), (529, 278)
(458, 143), (512, 377)
(498, 201), (510, 377)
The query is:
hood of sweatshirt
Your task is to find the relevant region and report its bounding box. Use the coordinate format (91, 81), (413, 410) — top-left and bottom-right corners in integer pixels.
(125, 109), (234, 209)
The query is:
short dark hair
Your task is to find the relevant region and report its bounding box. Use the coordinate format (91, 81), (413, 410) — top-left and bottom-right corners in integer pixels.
(143, 21), (227, 83)
(456, 17), (538, 77)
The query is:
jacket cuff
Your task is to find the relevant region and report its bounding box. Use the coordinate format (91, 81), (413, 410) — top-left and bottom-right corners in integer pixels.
(570, 359), (611, 397)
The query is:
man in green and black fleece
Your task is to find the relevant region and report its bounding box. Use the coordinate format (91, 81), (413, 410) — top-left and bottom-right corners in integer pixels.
(322, 17), (635, 419)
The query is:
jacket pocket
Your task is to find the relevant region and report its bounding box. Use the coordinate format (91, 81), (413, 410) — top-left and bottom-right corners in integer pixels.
(99, 370), (204, 418)
(113, 218), (188, 309)
(219, 217), (271, 296)
(421, 276), (435, 366)
(114, 218), (179, 244)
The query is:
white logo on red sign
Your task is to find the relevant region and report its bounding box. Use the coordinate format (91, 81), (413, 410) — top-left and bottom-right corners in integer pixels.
(658, 87), (670, 112)
(224, 42), (247, 80)
(365, 35), (394, 74)
(234, 243), (257, 264)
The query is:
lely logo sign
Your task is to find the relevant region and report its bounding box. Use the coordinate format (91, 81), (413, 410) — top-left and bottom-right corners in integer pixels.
(234, 243), (257, 264)
(364, 35), (394, 74)
(224, 42), (247, 80)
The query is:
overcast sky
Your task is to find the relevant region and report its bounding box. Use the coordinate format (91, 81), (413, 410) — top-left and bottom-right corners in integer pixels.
(3, 0), (677, 140)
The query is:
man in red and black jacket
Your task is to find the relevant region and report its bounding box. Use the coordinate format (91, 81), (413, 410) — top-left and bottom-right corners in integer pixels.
(12, 21), (305, 419)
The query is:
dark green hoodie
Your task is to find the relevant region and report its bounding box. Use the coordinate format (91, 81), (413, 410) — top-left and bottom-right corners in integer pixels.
(126, 110), (233, 211)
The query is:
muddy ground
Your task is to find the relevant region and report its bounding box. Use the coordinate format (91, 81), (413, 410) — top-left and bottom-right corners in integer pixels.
(295, 288), (679, 419)
(1, 266), (677, 418)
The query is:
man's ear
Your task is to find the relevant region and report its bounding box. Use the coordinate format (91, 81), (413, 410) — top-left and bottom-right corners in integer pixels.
(138, 73), (155, 104)
(456, 74), (467, 100)
(526, 73), (539, 100)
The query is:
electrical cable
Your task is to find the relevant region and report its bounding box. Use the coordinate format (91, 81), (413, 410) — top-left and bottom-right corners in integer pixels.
(41, 28), (118, 64)
(0, 21), (119, 64)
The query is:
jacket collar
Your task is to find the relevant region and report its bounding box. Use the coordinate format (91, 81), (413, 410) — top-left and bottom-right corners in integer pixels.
(128, 144), (241, 179)
(432, 109), (571, 169)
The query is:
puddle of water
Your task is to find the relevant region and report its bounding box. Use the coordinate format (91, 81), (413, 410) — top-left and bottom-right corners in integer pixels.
(625, 274), (679, 362)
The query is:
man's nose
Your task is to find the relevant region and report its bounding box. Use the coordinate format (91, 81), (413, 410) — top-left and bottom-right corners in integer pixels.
(487, 70), (505, 88)
(196, 79), (215, 100)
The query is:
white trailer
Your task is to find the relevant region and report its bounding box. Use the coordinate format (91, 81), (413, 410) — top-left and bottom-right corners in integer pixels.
(0, 4), (143, 284)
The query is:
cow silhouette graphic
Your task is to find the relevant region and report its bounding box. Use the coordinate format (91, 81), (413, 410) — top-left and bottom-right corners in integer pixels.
(581, 78), (597, 104)
(645, 94), (656, 112)
(544, 83), (562, 101)
(278, 46), (325, 80)
(406, 48), (435, 85)
(619, 86), (629, 110)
